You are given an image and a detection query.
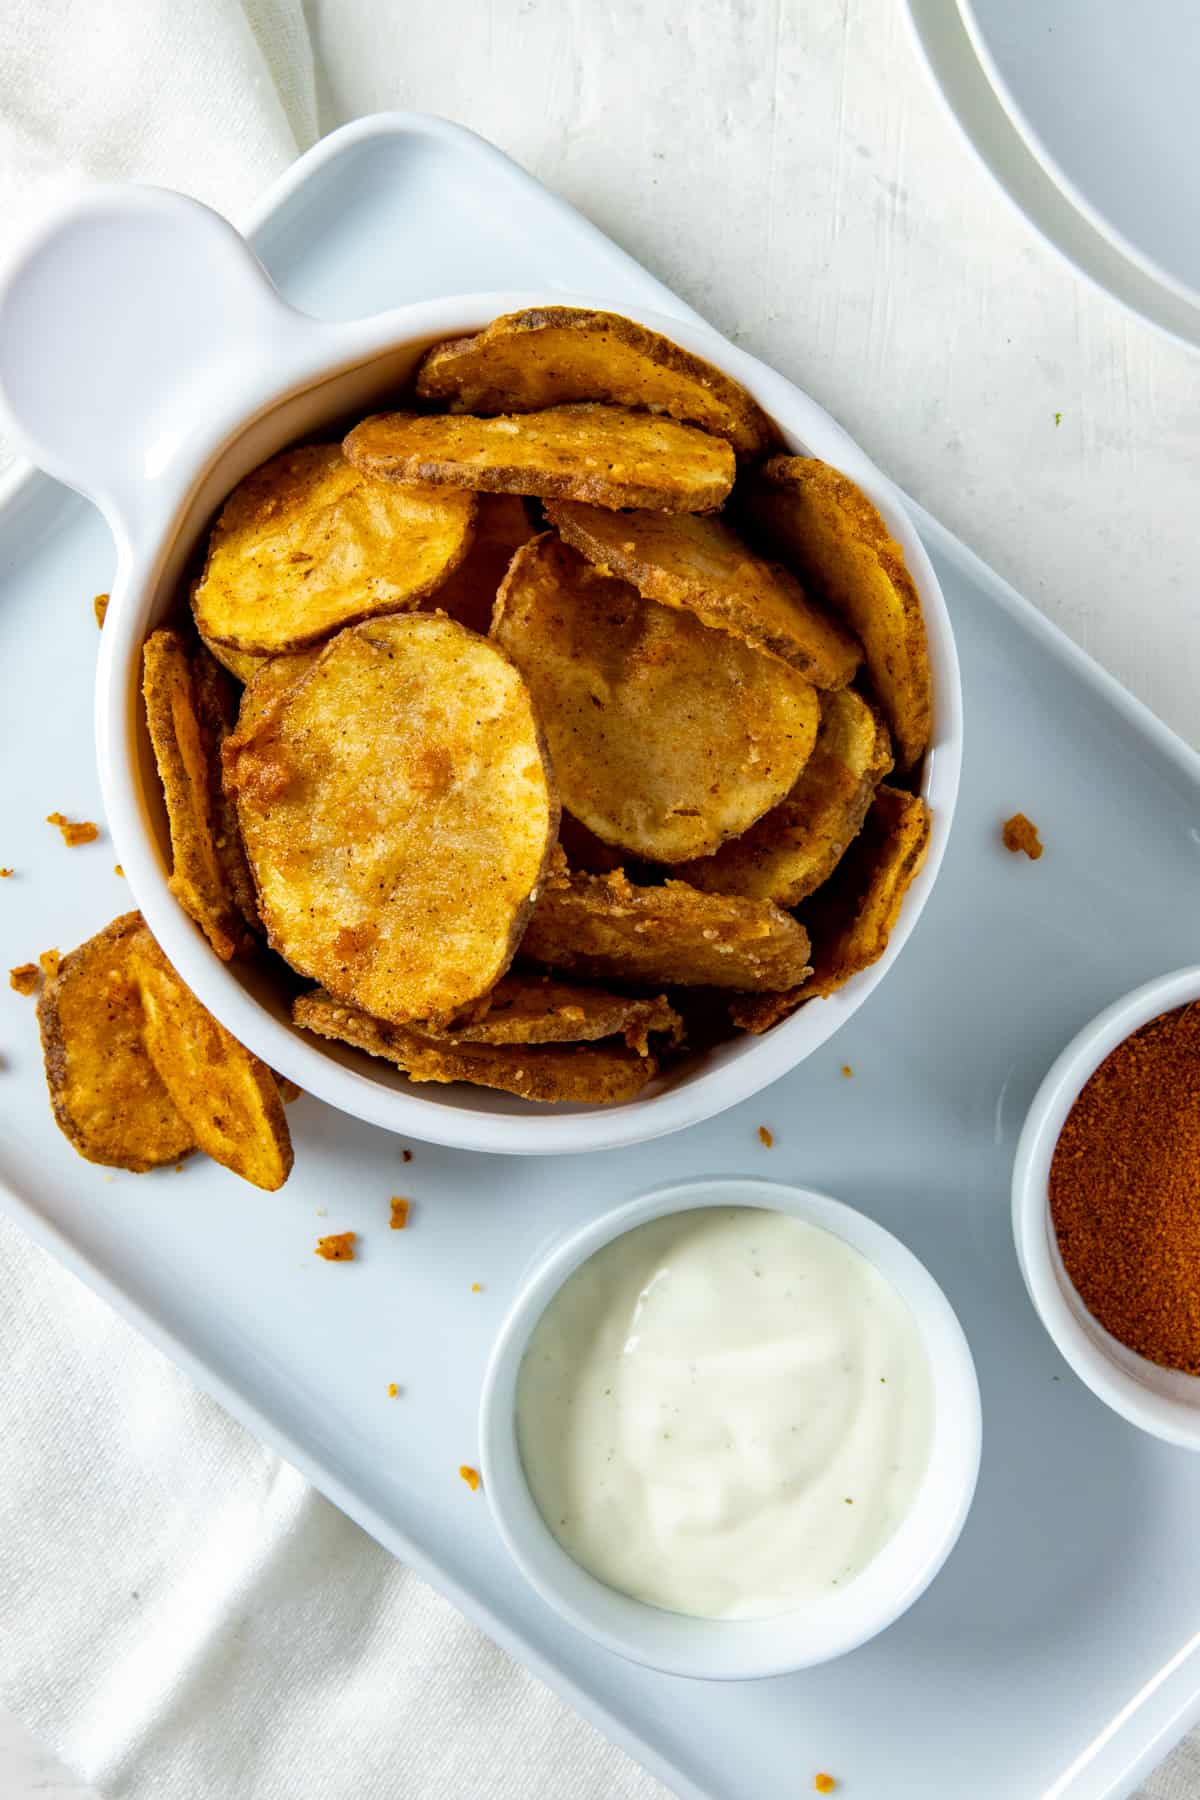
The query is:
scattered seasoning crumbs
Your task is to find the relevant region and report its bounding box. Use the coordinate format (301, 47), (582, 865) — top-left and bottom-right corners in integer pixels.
(39, 948), (60, 979)
(9, 963), (39, 995)
(459, 1465), (481, 1492)
(46, 812), (99, 847)
(0, 868), (12, 878)
(402, 1148), (413, 1163)
(841, 1064), (853, 1078)
(389, 1197), (411, 1230)
(757, 1125), (774, 1148)
(1054, 412), (1062, 428)
(93, 593), (110, 628)
(387, 1382), (399, 1398)
(471, 1282), (483, 1293)
(315, 1231), (356, 1262)
(114, 864), (124, 878)
(1002, 812), (1043, 860)
(815, 1777), (837, 1795)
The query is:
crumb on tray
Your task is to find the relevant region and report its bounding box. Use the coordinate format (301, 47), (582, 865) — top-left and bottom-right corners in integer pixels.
(93, 593), (110, 628)
(389, 1197), (411, 1230)
(46, 812), (99, 847)
(9, 962), (39, 995)
(459, 1465), (481, 1492)
(315, 1231), (356, 1262)
(757, 1124), (774, 1148)
(1002, 812), (1043, 860)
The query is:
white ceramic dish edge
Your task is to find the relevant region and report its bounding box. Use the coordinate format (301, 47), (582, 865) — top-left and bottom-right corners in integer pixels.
(479, 1176), (982, 1680)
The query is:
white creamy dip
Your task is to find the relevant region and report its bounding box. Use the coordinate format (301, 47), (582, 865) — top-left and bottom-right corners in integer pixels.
(515, 1206), (934, 1619)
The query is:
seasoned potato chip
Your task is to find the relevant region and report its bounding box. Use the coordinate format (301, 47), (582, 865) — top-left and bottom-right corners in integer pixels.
(230, 648), (322, 741)
(741, 457), (932, 767)
(422, 493), (536, 636)
(132, 934), (293, 1191)
(142, 629), (256, 960)
(547, 502), (860, 688)
(199, 636), (268, 683)
(440, 973), (681, 1052)
(730, 784), (931, 1030)
(494, 535), (819, 861)
(416, 308), (774, 457)
(37, 913), (194, 1172)
(228, 614), (557, 1025)
(343, 405), (734, 514)
(192, 444), (477, 655)
(679, 689), (892, 904)
(189, 647), (260, 933)
(521, 866), (812, 990)
(294, 988), (658, 1104)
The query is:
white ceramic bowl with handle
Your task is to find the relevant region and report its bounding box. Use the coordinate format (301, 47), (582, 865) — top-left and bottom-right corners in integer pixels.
(479, 1177), (982, 1678)
(0, 184), (961, 1155)
(1012, 968), (1200, 1451)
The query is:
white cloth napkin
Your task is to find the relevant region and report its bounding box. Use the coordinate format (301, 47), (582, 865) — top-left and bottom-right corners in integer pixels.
(0, 6), (667, 1796)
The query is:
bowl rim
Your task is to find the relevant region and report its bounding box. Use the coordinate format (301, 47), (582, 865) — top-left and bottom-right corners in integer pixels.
(478, 1175), (982, 1679)
(97, 287), (963, 1155)
(1011, 966), (1200, 1450)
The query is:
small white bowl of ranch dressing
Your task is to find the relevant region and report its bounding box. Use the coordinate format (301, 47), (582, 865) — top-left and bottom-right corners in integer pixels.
(479, 1177), (980, 1679)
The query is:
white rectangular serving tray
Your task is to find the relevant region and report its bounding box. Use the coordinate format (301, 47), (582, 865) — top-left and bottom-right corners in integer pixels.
(3, 114), (1200, 1800)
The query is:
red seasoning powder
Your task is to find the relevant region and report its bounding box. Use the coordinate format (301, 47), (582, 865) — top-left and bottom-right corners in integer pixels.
(1049, 1002), (1200, 1373)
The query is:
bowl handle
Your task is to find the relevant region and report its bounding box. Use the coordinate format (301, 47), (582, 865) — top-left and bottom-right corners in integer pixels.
(0, 184), (334, 549)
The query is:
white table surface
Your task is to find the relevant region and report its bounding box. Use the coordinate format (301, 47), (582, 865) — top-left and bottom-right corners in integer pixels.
(2, 1), (1197, 1795)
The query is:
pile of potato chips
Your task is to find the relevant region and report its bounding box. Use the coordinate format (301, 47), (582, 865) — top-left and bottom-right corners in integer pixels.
(41, 308), (934, 1179)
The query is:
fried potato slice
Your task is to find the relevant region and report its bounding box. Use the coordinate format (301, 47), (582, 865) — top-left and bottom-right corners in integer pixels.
(189, 647), (261, 933)
(493, 535), (819, 861)
(37, 913), (194, 1172)
(440, 973), (681, 1053)
(231, 647), (323, 741)
(227, 613), (557, 1025)
(679, 688), (893, 904)
(740, 457), (932, 768)
(199, 636), (268, 683)
(415, 308), (774, 458)
(547, 502), (860, 688)
(422, 493), (537, 636)
(132, 933), (293, 1190)
(294, 988), (658, 1105)
(192, 444), (477, 655)
(143, 629), (257, 960)
(521, 865), (812, 990)
(729, 784), (931, 1030)
(343, 406), (734, 514)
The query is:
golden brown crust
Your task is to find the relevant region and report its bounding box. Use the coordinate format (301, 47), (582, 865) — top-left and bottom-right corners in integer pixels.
(520, 866), (812, 990)
(190, 647), (261, 933)
(294, 988), (659, 1104)
(741, 457), (932, 767)
(200, 636), (268, 683)
(678, 688), (893, 904)
(493, 535), (819, 862)
(36, 913), (195, 1171)
(415, 308), (775, 457)
(422, 493), (537, 636)
(439, 972), (681, 1053)
(192, 444), (477, 654)
(132, 933), (292, 1191)
(142, 628), (256, 961)
(546, 502), (860, 688)
(227, 614), (558, 1025)
(731, 784), (931, 1030)
(343, 406), (735, 514)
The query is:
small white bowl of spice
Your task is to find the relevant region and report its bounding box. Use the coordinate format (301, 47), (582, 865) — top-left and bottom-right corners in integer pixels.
(479, 1176), (980, 1679)
(1013, 968), (1200, 1450)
